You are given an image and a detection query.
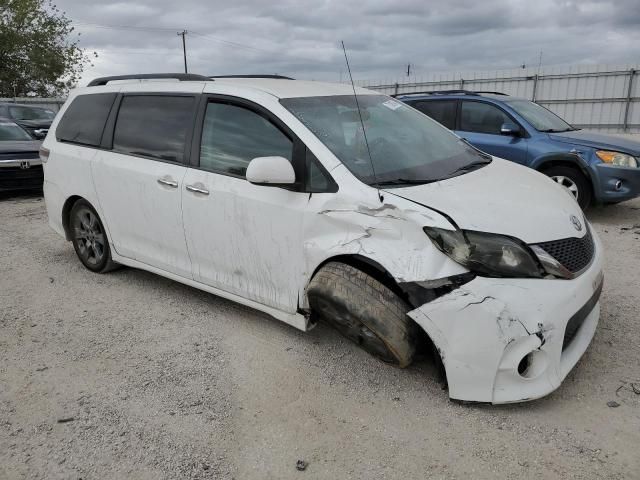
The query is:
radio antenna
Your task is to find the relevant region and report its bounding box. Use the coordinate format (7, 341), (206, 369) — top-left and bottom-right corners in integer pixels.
(341, 41), (381, 199)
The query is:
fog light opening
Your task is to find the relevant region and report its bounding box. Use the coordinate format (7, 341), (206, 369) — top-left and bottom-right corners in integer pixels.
(516, 349), (548, 379)
(614, 180), (622, 191)
(518, 353), (531, 376)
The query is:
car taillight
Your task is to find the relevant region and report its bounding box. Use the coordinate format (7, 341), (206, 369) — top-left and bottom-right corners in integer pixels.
(39, 146), (50, 163)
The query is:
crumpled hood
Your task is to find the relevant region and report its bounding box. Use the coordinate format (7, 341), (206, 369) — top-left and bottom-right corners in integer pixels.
(549, 130), (640, 156)
(384, 158), (586, 244)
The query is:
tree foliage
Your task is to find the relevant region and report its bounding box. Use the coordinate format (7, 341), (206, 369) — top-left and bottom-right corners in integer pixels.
(0, 0), (94, 97)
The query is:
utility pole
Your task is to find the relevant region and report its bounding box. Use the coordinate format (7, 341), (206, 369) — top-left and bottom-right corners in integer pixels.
(177, 30), (188, 73)
(406, 63), (411, 77)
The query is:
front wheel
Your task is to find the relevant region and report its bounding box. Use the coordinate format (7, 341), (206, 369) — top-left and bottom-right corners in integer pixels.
(69, 199), (118, 273)
(543, 165), (592, 210)
(307, 262), (419, 367)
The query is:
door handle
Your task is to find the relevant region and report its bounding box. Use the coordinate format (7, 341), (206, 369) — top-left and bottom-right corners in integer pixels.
(157, 177), (178, 188)
(185, 184), (210, 195)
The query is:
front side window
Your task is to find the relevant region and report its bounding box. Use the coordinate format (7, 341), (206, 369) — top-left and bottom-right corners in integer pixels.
(113, 95), (195, 162)
(9, 106), (55, 121)
(460, 101), (512, 135)
(412, 100), (456, 129)
(281, 95), (487, 186)
(0, 122), (33, 141)
(199, 102), (293, 177)
(506, 99), (574, 132)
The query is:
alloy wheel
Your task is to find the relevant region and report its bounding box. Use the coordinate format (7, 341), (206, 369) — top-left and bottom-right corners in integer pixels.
(73, 208), (106, 266)
(551, 175), (579, 201)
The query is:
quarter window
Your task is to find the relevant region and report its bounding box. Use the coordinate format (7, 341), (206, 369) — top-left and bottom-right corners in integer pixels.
(112, 95), (195, 162)
(412, 100), (456, 130)
(200, 102), (293, 177)
(460, 101), (512, 135)
(56, 93), (117, 147)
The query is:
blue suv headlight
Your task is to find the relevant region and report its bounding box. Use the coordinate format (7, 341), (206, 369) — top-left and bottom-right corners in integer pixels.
(596, 150), (638, 168)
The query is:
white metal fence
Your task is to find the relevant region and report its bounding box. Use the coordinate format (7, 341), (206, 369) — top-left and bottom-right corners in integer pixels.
(357, 64), (640, 134)
(3, 64), (640, 134)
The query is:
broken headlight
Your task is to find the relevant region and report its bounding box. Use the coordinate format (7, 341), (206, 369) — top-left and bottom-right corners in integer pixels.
(424, 227), (544, 278)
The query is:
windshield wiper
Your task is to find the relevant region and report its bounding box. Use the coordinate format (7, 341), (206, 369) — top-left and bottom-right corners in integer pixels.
(447, 159), (492, 177)
(371, 178), (438, 187)
(540, 127), (575, 133)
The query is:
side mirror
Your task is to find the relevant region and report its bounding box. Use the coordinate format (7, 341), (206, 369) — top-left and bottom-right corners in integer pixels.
(246, 156), (296, 186)
(500, 122), (520, 136)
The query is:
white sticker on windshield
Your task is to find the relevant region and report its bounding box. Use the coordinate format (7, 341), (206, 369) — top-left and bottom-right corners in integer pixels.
(382, 99), (402, 110)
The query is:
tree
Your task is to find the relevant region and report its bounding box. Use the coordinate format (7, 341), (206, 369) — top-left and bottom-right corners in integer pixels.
(0, 0), (95, 97)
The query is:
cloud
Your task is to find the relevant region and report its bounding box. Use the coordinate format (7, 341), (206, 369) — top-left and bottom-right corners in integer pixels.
(55, 0), (640, 85)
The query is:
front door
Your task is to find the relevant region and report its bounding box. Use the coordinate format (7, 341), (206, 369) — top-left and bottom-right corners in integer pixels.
(456, 100), (528, 164)
(182, 98), (308, 312)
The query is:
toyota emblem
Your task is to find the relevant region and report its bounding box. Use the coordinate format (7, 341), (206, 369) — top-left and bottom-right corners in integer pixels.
(570, 214), (582, 231)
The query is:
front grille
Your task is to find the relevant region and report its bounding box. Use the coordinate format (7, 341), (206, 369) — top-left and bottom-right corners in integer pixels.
(534, 228), (595, 274)
(0, 165), (44, 190)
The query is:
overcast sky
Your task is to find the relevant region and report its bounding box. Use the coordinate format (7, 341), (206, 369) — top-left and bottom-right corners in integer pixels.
(57, 0), (640, 85)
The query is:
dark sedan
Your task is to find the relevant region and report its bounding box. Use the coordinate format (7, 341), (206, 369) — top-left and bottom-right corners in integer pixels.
(0, 103), (56, 139)
(0, 118), (43, 193)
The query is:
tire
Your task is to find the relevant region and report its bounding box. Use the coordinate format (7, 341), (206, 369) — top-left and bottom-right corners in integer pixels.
(543, 165), (592, 210)
(69, 199), (119, 273)
(307, 262), (418, 368)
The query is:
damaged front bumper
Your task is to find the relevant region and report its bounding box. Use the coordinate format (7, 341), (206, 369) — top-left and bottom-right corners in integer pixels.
(407, 237), (604, 404)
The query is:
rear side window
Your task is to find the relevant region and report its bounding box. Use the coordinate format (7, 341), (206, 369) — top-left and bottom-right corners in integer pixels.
(460, 101), (511, 135)
(412, 100), (456, 130)
(199, 102), (293, 177)
(56, 93), (116, 146)
(113, 95), (195, 163)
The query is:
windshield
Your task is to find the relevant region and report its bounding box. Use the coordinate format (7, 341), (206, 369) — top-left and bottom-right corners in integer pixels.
(280, 95), (488, 186)
(0, 122), (33, 141)
(9, 105), (55, 121)
(506, 100), (574, 132)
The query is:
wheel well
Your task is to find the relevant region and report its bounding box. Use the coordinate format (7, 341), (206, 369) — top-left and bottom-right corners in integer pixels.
(61, 195), (83, 240)
(310, 254), (405, 300)
(307, 255), (446, 381)
(537, 158), (594, 194)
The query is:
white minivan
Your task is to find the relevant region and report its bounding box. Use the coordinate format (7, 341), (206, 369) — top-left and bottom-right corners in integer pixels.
(41, 73), (604, 404)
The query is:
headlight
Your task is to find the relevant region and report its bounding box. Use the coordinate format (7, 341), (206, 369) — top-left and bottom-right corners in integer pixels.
(596, 150), (637, 168)
(424, 227), (543, 278)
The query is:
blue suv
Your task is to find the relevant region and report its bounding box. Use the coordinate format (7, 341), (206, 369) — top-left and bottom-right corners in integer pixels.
(397, 90), (640, 209)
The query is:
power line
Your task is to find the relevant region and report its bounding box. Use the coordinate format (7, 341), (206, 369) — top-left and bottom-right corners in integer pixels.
(73, 21), (177, 32)
(189, 31), (270, 54)
(72, 21), (269, 54)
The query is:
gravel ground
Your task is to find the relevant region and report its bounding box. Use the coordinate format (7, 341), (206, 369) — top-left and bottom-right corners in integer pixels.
(1, 193), (639, 480)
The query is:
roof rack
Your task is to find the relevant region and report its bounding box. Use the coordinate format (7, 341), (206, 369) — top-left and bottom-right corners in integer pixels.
(209, 75), (294, 80)
(473, 91), (509, 96)
(87, 73), (212, 87)
(393, 89), (508, 98)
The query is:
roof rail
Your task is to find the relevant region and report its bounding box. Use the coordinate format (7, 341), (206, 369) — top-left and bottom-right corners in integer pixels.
(209, 75), (294, 80)
(393, 89), (508, 98)
(473, 91), (509, 96)
(87, 73), (212, 87)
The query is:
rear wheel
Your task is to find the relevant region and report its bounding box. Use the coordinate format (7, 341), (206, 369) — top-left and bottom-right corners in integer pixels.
(307, 262), (418, 368)
(69, 200), (118, 273)
(543, 165), (592, 210)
